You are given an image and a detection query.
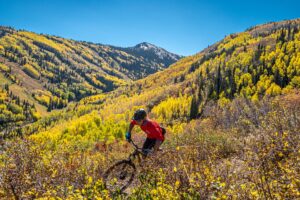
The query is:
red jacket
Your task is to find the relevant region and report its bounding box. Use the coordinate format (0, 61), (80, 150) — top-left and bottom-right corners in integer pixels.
(131, 119), (164, 141)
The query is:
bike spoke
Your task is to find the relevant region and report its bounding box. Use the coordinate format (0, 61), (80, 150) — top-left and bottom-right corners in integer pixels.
(104, 161), (135, 193)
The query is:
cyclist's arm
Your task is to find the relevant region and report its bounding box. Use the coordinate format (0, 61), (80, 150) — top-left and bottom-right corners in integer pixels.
(128, 122), (134, 134)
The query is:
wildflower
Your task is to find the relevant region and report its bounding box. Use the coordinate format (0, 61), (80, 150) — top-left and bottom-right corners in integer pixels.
(151, 189), (158, 195)
(251, 190), (259, 198)
(220, 182), (226, 187)
(175, 180), (180, 188)
(88, 176), (93, 184)
(173, 167), (177, 172)
(284, 141), (289, 148)
(240, 184), (246, 190)
(81, 188), (86, 195)
(67, 186), (73, 191)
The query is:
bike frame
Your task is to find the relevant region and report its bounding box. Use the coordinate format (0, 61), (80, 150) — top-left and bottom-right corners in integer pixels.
(126, 139), (145, 164)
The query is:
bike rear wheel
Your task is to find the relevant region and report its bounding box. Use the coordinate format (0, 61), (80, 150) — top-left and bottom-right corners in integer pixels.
(103, 160), (136, 193)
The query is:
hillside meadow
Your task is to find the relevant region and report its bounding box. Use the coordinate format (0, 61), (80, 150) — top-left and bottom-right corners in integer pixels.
(0, 19), (300, 199)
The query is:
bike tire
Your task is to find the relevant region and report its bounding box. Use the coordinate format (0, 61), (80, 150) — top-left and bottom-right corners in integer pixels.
(103, 160), (136, 193)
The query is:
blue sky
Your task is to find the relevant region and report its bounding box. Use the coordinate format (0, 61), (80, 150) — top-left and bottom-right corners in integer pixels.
(0, 0), (299, 56)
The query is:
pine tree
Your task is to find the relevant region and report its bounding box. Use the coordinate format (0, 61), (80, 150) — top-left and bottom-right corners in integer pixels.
(215, 66), (222, 97)
(189, 95), (199, 119)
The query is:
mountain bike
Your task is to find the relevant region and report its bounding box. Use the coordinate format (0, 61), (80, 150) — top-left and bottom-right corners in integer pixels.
(103, 139), (146, 193)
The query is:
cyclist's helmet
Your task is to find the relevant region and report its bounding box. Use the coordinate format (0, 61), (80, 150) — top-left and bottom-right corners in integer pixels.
(132, 109), (147, 121)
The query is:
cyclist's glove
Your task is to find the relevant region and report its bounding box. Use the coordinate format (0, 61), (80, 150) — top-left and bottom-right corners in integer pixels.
(125, 132), (131, 141)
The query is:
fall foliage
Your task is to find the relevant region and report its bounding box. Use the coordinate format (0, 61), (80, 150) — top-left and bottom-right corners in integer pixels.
(0, 19), (300, 199)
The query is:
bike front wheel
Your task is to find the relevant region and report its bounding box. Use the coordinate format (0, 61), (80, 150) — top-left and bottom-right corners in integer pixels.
(103, 160), (136, 193)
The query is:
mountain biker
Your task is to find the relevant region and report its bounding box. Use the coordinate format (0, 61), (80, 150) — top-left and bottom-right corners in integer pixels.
(125, 109), (166, 155)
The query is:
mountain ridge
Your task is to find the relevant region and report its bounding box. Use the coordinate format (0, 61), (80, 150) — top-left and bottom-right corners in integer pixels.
(0, 26), (181, 117)
(109, 41), (183, 72)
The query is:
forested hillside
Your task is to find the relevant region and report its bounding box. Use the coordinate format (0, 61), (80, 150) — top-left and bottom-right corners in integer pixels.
(0, 27), (180, 132)
(0, 19), (300, 199)
(0, 84), (38, 137)
(7, 18), (300, 152)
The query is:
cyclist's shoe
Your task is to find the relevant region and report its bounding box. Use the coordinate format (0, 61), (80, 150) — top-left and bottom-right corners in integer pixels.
(142, 148), (153, 156)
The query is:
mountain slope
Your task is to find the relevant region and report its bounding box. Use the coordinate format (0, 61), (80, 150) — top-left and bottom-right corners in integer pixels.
(0, 27), (181, 116)
(2, 18), (300, 139)
(22, 18), (300, 139)
(113, 18), (300, 107)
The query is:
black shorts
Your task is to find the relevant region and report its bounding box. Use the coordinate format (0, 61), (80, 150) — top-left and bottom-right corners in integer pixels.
(142, 138), (163, 154)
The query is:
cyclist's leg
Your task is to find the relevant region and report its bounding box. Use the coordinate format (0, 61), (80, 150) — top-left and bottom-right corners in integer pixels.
(153, 139), (163, 153)
(142, 138), (156, 155)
